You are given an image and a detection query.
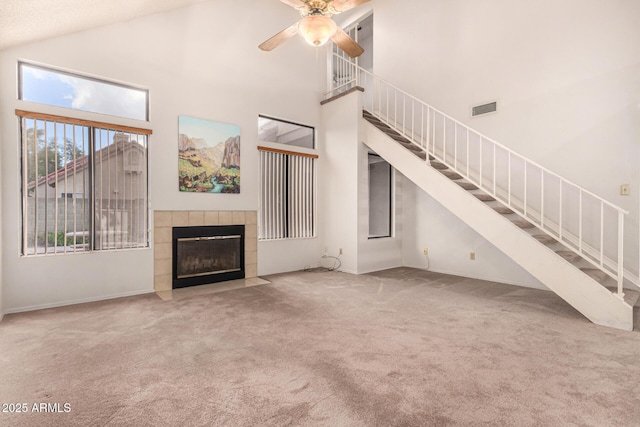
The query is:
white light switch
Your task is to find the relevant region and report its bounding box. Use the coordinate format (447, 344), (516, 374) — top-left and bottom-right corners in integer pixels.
(620, 184), (630, 196)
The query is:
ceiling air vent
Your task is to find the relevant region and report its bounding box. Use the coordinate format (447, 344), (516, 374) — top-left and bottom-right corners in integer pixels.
(471, 101), (497, 117)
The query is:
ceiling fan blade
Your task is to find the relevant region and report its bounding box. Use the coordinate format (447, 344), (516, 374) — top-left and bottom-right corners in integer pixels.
(259, 22), (299, 52)
(330, 0), (371, 14)
(331, 26), (364, 58)
(280, 0), (307, 9)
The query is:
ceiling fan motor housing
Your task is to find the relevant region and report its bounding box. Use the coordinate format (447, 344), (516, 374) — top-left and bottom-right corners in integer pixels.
(303, 1), (332, 17)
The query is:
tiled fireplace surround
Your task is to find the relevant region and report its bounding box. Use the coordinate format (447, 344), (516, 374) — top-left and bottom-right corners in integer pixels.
(153, 210), (258, 292)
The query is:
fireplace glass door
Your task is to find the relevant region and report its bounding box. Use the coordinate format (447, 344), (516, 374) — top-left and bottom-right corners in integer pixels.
(176, 235), (241, 279)
(172, 225), (245, 288)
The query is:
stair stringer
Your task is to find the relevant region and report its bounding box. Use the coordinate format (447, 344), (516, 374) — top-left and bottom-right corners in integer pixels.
(362, 119), (633, 331)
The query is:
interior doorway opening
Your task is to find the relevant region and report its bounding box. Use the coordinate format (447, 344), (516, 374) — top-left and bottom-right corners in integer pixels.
(368, 153), (393, 239)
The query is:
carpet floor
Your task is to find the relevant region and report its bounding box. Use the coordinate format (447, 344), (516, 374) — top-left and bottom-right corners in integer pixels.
(1, 267), (639, 426)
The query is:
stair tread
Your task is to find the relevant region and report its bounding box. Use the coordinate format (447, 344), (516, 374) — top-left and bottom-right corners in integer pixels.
(363, 114), (390, 128)
(363, 116), (384, 126)
(474, 194), (496, 202)
(493, 206), (514, 215)
(512, 219), (535, 228)
(389, 134), (414, 145)
(430, 161), (448, 170)
(399, 142), (422, 152)
(556, 251), (582, 263)
(371, 120), (421, 151)
(383, 129), (403, 138)
(456, 181), (478, 191)
(624, 289), (640, 307)
(364, 115), (382, 123)
(362, 112), (428, 158)
(582, 268), (607, 282)
(533, 234), (557, 245)
(440, 170), (463, 180)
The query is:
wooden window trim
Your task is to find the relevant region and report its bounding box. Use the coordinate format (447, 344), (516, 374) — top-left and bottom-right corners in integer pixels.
(16, 109), (152, 135)
(257, 145), (318, 159)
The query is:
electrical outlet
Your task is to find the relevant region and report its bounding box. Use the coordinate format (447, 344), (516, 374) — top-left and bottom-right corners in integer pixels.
(423, 247), (428, 255)
(339, 248), (343, 255)
(620, 184), (630, 196)
(470, 252), (476, 261)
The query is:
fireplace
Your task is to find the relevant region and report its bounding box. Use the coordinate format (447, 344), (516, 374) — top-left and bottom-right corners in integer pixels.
(172, 225), (245, 289)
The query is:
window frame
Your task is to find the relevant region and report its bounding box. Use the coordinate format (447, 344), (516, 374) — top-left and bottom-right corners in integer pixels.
(367, 153), (393, 239)
(17, 62), (151, 256)
(17, 109), (151, 256)
(18, 61), (150, 122)
(258, 115), (316, 150)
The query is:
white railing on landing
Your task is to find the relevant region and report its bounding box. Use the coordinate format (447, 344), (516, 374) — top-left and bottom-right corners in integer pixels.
(326, 52), (631, 297)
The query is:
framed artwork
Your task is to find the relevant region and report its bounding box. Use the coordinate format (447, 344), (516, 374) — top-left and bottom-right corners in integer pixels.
(178, 115), (240, 193)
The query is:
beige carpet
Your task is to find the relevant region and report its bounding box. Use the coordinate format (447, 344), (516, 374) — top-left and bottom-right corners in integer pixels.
(1, 267), (639, 426)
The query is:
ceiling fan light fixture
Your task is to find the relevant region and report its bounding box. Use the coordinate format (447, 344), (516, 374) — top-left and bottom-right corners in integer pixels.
(298, 15), (337, 47)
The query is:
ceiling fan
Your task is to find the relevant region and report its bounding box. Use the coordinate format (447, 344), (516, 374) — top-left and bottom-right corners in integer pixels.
(259, 0), (371, 58)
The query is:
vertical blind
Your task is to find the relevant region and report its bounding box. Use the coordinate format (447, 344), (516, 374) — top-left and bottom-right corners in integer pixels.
(259, 148), (317, 240)
(18, 110), (150, 255)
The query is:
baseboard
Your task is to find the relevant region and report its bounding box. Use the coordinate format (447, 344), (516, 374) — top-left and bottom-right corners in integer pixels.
(3, 289), (154, 315)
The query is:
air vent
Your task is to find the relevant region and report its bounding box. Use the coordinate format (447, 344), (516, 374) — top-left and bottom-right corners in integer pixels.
(472, 101), (497, 117)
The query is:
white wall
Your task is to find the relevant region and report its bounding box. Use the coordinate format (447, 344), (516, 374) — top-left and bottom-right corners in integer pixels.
(0, 0), (325, 313)
(402, 178), (543, 288)
(259, 239), (323, 276)
(0, 114), (3, 320)
(0, 58), (2, 319)
(320, 90), (404, 274)
(320, 92), (361, 273)
(373, 0), (640, 277)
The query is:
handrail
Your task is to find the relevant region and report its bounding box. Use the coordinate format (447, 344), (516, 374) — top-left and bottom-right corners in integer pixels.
(326, 61), (627, 215)
(326, 52), (631, 296)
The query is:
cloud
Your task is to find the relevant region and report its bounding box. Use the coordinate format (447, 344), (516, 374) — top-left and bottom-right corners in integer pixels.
(70, 78), (147, 121)
(51, 71), (146, 121)
(22, 66), (49, 80)
(22, 64), (147, 122)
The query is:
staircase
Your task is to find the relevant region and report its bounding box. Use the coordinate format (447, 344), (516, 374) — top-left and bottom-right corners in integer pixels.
(363, 110), (630, 286)
(326, 53), (639, 330)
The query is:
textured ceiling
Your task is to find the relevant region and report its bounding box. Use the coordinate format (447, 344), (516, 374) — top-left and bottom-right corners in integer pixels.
(0, 0), (209, 50)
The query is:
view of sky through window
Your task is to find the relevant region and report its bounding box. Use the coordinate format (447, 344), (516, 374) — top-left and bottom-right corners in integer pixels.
(20, 63), (148, 121)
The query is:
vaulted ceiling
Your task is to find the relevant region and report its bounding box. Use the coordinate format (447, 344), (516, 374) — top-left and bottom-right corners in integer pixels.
(0, 0), (209, 51)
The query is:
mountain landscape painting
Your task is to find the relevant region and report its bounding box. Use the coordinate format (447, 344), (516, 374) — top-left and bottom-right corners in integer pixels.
(178, 115), (240, 193)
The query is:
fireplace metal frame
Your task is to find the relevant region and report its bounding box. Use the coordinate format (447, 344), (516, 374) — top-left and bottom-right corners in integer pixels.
(172, 225), (245, 289)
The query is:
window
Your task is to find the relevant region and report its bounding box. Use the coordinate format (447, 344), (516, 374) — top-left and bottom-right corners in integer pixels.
(368, 153), (392, 238)
(18, 63), (151, 256)
(258, 148), (317, 240)
(258, 116), (317, 241)
(258, 116), (315, 149)
(19, 112), (150, 255)
(19, 62), (148, 121)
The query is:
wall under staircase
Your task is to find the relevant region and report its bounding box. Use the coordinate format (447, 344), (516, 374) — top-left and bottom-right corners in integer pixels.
(361, 108), (637, 331)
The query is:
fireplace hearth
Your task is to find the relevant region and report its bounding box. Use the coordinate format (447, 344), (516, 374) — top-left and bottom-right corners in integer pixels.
(172, 225), (245, 289)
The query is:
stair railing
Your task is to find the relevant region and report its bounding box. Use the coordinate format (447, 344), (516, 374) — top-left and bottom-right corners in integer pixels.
(326, 52), (630, 298)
